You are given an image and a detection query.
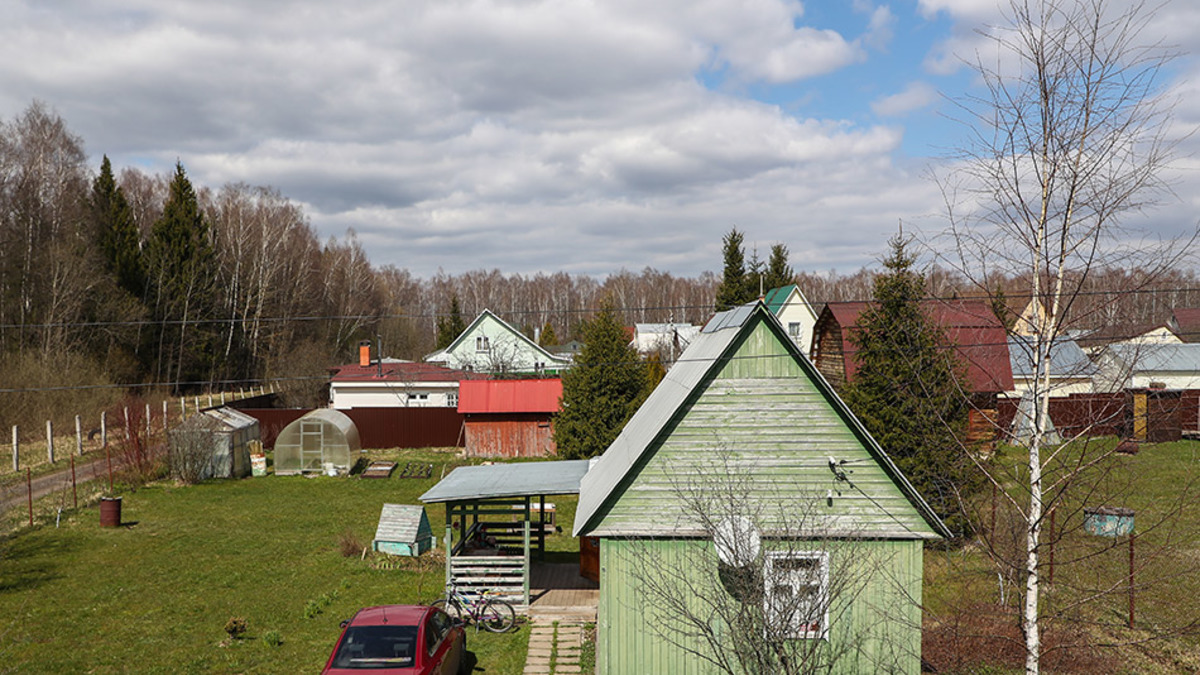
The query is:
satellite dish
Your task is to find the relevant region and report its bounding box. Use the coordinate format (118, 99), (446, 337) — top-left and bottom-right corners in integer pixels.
(713, 516), (761, 568)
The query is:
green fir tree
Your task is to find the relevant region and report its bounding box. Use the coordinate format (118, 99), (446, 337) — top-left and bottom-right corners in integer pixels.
(92, 155), (145, 298)
(715, 227), (756, 311)
(539, 321), (558, 347)
(763, 243), (794, 291)
(842, 234), (977, 534)
(555, 299), (650, 459)
(435, 294), (467, 349)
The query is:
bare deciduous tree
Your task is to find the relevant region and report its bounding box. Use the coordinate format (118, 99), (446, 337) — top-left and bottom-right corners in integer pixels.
(936, 1), (1198, 671)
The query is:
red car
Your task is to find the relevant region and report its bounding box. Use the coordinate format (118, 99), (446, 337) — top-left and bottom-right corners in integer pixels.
(321, 605), (468, 674)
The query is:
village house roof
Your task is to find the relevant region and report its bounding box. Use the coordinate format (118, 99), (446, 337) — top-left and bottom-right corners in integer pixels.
(1171, 308), (1200, 343)
(574, 301), (950, 540)
(329, 359), (484, 383)
(457, 378), (563, 414)
(1105, 342), (1200, 373)
(1007, 335), (1097, 379)
(815, 299), (1014, 394)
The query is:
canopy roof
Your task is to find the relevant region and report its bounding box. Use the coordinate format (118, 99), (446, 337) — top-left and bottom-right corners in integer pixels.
(420, 459), (590, 503)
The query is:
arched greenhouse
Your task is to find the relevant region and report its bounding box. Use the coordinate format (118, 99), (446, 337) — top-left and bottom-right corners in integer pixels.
(274, 409), (361, 475)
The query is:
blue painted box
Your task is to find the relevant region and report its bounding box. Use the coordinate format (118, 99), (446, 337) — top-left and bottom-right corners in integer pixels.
(1083, 507), (1135, 537)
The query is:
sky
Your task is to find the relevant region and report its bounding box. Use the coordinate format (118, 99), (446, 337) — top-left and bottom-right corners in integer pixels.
(2, 0), (1198, 279)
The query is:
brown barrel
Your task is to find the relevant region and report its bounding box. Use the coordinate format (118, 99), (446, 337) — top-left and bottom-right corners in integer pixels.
(100, 497), (122, 527)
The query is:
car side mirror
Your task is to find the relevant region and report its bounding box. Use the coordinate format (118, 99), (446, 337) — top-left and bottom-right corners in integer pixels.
(339, 619), (351, 629)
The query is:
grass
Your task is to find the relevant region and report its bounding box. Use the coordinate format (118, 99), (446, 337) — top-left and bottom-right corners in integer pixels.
(923, 438), (1200, 674)
(0, 447), (547, 674)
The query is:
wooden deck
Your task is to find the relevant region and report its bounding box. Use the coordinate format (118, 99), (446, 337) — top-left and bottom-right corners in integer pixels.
(527, 562), (599, 622)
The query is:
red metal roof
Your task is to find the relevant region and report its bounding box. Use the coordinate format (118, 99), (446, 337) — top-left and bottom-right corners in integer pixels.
(818, 300), (1014, 393)
(458, 379), (563, 414)
(1174, 308), (1200, 342)
(330, 360), (485, 383)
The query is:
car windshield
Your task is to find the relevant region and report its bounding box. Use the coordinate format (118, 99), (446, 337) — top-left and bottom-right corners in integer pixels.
(330, 625), (419, 669)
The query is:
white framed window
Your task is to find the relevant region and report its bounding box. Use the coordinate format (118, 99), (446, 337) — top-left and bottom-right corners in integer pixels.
(764, 551), (829, 639)
(475, 336), (491, 352)
(448, 392), (458, 407)
(788, 322), (802, 338)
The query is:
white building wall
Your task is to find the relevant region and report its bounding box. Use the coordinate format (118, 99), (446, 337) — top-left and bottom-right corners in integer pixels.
(330, 383), (459, 409)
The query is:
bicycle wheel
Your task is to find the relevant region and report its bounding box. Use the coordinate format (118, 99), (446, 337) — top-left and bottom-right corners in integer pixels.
(479, 598), (516, 633)
(431, 598), (465, 624)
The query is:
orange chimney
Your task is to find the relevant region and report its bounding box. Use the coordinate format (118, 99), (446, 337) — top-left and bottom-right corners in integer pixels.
(358, 340), (371, 367)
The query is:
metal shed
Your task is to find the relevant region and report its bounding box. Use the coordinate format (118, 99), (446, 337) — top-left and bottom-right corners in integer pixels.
(372, 504), (435, 556)
(168, 406), (259, 480)
(273, 408), (361, 475)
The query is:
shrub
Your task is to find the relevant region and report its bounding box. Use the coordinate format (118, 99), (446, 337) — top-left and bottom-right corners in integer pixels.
(263, 630), (283, 647)
(337, 529), (364, 557)
(224, 616), (248, 640)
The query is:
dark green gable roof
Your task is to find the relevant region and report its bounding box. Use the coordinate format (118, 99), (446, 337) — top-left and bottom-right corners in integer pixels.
(762, 284), (798, 315)
(573, 301), (949, 540)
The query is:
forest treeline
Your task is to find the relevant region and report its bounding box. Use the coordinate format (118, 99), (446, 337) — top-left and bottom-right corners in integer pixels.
(3, 101), (1200, 428)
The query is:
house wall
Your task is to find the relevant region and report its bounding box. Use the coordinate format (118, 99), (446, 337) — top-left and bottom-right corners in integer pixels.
(598, 538), (924, 675)
(433, 313), (570, 374)
(331, 383), (458, 409)
(775, 293), (818, 357)
(1008, 376), (1094, 399)
(463, 414), (556, 458)
(813, 323), (847, 391)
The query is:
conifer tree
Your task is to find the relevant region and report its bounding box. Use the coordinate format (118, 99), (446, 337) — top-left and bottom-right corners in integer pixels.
(435, 294), (467, 349)
(715, 227), (755, 311)
(538, 320), (557, 347)
(763, 243), (794, 291)
(146, 162), (220, 387)
(842, 234), (976, 532)
(555, 299), (649, 459)
(92, 155), (145, 298)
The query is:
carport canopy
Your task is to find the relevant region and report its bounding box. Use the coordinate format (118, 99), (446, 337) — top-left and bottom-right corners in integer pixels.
(419, 459), (591, 503)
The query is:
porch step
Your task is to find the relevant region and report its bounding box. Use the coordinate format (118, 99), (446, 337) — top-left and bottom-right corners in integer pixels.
(527, 606), (597, 623)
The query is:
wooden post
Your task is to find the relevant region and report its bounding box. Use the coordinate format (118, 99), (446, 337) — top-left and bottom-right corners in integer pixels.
(11, 425), (18, 472)
(207, 393), (213, 408)
(100, 411), (107, 448)
(194, 396), (199, 412)
(1129, 533), (1136, 629)
(75, 415), (82, 456)
(46, 420), (54, 464)
(145, 403), (152, 439)
(162, 400), (168, 432)
(26, 468), (33, 526)
(180, 397), (186, 419)
(523, 518), (531, 607)
(123, 407), (130, 441)
(220, 391), (226, 405)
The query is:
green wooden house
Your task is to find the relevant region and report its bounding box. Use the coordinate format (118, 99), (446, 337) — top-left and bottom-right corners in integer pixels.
(573, 301), (950, 675)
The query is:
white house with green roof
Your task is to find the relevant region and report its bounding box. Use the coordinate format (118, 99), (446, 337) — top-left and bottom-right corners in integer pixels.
(425, 309), (572, 376)
(573, 301), (947, 674)
(763, 284), (818, 356)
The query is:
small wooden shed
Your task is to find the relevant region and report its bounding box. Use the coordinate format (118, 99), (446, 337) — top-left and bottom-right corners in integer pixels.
(372, 504), (434, 556)
(459, 379), (562, 457)
(168, 406), (258, 480)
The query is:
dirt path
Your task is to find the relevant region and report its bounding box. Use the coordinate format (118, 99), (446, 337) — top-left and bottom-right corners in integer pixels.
(0, 454), (116, 514)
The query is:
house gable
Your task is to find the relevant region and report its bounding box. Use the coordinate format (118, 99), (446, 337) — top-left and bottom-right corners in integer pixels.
(427, 309), (570, 374)
(575, 302), (946, 540)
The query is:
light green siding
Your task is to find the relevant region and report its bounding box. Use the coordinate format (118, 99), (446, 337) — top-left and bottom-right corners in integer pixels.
(599, 538), (924, 675)
(592, 316), (934, 539)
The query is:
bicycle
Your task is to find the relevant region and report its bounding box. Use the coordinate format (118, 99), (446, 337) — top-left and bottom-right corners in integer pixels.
(431, 581), (517, 633)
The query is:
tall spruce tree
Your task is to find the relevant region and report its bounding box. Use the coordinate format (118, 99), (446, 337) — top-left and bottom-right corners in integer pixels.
(763, 243), (794, 291)
(435, 294), (467, 349)
(842, 234), (977, 533)
(146, 162), (220, 388)
(555, 299), (649, 459)
(715, 227), (755, 311)
(92, 155), (145, 298)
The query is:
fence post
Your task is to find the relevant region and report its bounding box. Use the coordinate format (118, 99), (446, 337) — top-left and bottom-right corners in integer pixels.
(11, 425), (17, 472)
(180, 397), (186, 420)
(163, 400), (169, 432)
(145, 403), (152, 439)
(46, 420), (54, 464)
(207, 393), (213, 408)
(123, 407), (130, 441)
(71, 456), (77, 509)
(101, 411), (107, 448)
(194, 396), (199, 412)
(221, 391), (226, 405)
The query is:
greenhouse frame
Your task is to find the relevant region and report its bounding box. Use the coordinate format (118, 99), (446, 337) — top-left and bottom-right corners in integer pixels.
(274, 408), (361, 475)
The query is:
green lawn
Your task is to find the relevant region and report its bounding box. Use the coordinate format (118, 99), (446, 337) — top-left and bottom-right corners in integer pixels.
(0, 448), (554, 674)
(923, 438), (1200, 674)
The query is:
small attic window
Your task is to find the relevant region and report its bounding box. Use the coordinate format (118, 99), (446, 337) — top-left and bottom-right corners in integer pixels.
(476, 336), (491, 352)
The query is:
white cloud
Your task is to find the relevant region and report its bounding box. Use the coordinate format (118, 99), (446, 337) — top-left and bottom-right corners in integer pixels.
(872, 81), (938, 116)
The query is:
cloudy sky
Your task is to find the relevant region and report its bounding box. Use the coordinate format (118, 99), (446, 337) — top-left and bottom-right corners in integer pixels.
(2, 0), (1198, 278)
